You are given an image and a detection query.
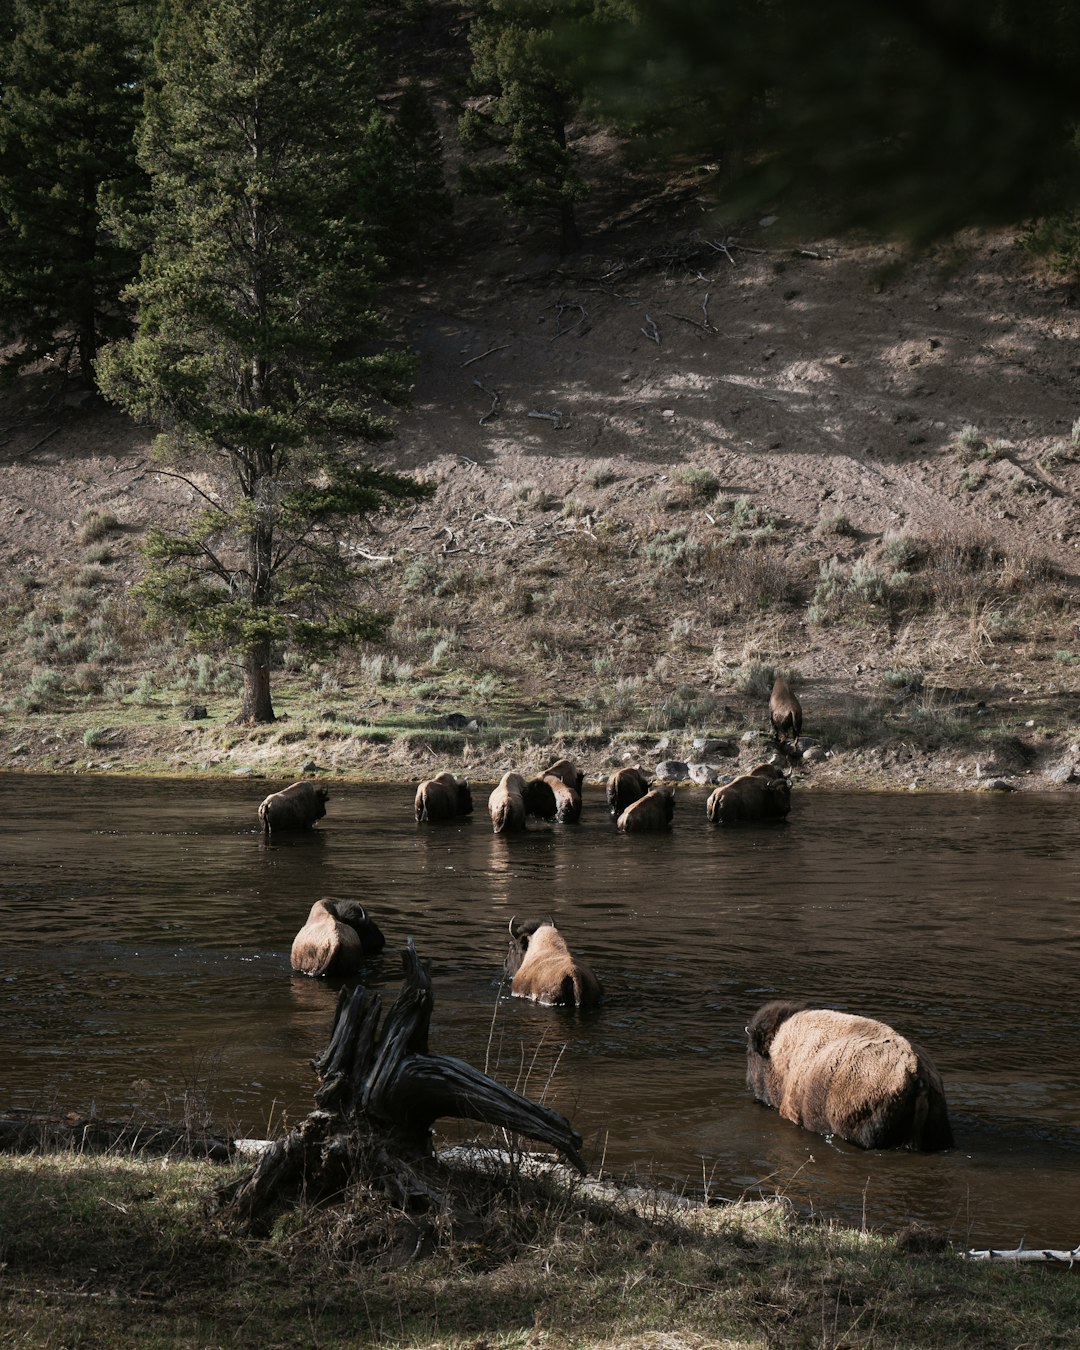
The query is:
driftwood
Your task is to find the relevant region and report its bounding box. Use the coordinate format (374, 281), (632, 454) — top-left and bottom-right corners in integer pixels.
(211, 941), (585, 1231)
(966, 1243), (1080, 1265)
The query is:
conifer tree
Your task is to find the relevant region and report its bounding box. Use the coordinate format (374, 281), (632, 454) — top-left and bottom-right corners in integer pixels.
(0, 0), (147, 391)
(98, 0), (431, 724)
(460, 0), (589, 253)
(357, 82), (452, 269)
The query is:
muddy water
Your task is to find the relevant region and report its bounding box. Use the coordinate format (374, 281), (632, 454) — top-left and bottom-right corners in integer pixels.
(1, 774), (1077, 1248)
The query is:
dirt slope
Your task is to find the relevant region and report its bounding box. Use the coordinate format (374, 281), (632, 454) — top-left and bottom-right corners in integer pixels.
(1, 206), (1078, 791)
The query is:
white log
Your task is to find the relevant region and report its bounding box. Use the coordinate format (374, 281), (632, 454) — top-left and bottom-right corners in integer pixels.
(966, 1244), (1080, 1264)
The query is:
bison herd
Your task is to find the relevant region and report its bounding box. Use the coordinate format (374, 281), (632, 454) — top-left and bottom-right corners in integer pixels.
(258, 731), (956, 1156)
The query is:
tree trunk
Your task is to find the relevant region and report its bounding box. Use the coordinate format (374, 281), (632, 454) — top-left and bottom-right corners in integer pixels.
(238, 636), (275, 723)
(211, 941), (586, 1232)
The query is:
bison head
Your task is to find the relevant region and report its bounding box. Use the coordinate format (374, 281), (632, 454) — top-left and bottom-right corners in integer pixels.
(323, 898), (385, 955)
(504, 916), (551, 978)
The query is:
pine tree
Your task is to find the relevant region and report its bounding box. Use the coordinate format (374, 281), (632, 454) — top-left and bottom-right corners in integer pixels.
(460, 0), (590, 253)
(97, 0), (431, 724)
(356, 83), (452, 270)
(0, 0), (147, 391)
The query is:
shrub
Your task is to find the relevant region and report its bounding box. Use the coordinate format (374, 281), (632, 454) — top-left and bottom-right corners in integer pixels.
(77, 511), (120, 545)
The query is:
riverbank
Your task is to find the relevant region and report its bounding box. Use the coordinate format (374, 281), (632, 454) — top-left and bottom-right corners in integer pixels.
(2, 683), (1079, 795)
(2, 1146), (1077, 1349)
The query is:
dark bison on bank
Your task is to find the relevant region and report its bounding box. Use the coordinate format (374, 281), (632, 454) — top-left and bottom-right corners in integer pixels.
(745, 999), (954, 1151)
(258, 780), (329, 834)
(617, 786), (675, 832)
(290, 898), (386, 978)
(606, 766), (650, 817)
(706, 764), (791, 824)
(769, 675), (802, 750)
(504, 918), (603, 1008)
(414, 772), (473, 822)
(488, 772), (528, 833)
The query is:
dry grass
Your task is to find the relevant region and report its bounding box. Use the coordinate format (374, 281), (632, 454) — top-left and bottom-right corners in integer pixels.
(0, 1147), (1076, 1350)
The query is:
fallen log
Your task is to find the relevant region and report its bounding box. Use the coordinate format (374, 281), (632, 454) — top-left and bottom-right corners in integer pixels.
(211, 940), (585, 1231)
(966, 1243), (1080, 1265)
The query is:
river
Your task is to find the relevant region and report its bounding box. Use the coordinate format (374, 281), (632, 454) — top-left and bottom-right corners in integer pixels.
(1, 774), (1076, 1249)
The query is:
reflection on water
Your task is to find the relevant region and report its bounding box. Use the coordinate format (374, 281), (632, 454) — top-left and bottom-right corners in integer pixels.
(1, 773), (1078, 1248)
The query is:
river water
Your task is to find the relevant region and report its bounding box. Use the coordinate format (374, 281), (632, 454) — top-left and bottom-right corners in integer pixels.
(1, 774), (1077, 1249)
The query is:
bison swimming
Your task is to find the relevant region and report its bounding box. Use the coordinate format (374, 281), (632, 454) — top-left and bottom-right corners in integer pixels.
(606, 766), (651, 817)
(488, 772), (528, 833)
(258, 780), (329, 834)
(769, 675), (802, 750)
(290, 898), (386, 978)
(745, 999), (954, 1151)
(504, 918), (603, 1008)
(617, 786), (675, 832)
(706, 766), (791, 824)
(415, 772), (473, 822)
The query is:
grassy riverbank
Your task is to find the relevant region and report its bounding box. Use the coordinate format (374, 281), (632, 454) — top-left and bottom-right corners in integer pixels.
(1, 1149), (1078, 1349)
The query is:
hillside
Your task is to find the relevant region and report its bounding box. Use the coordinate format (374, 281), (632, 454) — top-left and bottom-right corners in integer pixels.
(1, 187), (1079, 792)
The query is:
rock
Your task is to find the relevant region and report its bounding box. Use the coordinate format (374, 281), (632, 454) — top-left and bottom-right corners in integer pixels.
(740, 729), (769, 745)
(441, 712), (472, 729)
(687, 762), (724, 785)
(183, 704), (208, 721)
(692, 737), (736, 756)
(801, 745), (829, 763)
(982, 779), (1017, 792)
(301, 759), (318, 774)
(1048, 761), (1080, 785)
(654, 760), (690, 782)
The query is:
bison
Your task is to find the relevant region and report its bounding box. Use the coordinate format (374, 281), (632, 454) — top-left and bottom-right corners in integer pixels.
(606, 766), (651, 817)
(769, 675), (802, 750)
(706, 766), (791, 824)
(488, 772), (528, 833)
(617, 786), (675, 832)
(258, 780), (329, 834)
(540, 772), (582, 823)
(745, 999), (954, 1151)
(415, 772), (473, 822)
(544, 757), (584, 793)
(522, 775), (558, 820)
(504, 918), (603, 1008)
(290, 898), (386, 978)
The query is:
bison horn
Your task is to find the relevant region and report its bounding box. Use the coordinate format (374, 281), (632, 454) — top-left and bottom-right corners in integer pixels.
(508, 916), (517, 937)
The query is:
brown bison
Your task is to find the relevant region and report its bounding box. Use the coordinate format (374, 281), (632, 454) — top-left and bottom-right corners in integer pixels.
(290, 898), (386, 978)
(706, 767), (790, 824)
(617, 787), (675, 832)
(258, 780), (329, 834)
(606, 766), (651, 817)
(415, 772), (473, 822)
(504, 918), (603, 1008)
(540, 772), (582, 823)
(488, 772), (528, 833)
(769, 675), (802, 749)
(745, 1000), (954, 1151)
(544, 757), (584, 793)
(522, 775), (558, 819)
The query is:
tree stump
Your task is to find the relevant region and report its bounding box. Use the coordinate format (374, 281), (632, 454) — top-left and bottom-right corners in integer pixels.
(211, 940), (585, 1231)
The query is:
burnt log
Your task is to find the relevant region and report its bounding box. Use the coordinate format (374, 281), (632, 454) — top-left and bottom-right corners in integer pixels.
(212, 941), (585, 1231)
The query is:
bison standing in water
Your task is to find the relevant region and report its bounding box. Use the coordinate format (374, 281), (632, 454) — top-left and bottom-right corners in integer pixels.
(617, 787), (675, 832)
(488, 772), (529, 833)
(415, 772), (473, 822)
(706, 764), (791, 824)
(258, 780), (329, 834)
(504, 918), (603, 1008)
(745, 999), (954, 1151)
(539, 772), (582, 823)
(606, 766), (650, 817)
(769, 675), (802, 751)
(290, 898), (386, 978)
